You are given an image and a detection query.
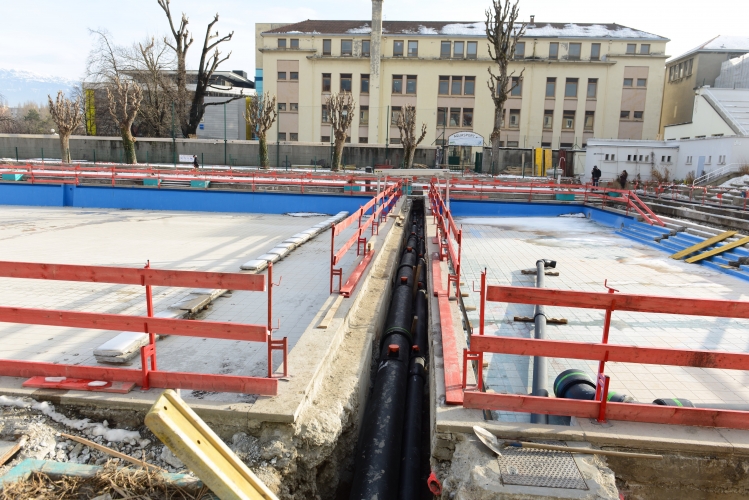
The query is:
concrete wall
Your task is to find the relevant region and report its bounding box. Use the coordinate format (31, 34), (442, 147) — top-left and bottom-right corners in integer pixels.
(664, 93), (736, 140)
(0, 134), (436, 168)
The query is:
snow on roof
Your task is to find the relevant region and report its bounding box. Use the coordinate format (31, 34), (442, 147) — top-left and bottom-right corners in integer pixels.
(263, 20), (666, 40)
(668, 35), (749, 63)
(702, 87), (749, 135)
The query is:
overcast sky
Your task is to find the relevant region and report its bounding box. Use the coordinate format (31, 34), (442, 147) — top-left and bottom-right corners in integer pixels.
(1, 0), (745, 80)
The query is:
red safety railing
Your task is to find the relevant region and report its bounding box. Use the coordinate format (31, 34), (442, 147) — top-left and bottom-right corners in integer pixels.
(428, 181), (462, 298)
(0, 260), (286, 395)
(461, 273), (749, 429)
(330, 182), (402, 297)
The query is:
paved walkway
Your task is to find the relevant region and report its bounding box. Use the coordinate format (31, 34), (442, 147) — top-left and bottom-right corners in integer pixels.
(458, 216), (749, 422)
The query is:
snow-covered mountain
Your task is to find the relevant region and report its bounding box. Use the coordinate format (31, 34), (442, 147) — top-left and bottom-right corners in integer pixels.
(0, 69), (78, 106)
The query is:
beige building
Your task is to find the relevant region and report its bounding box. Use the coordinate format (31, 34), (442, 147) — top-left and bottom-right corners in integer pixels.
(255, 2), (668, 164)
(659, 35), (749, 137)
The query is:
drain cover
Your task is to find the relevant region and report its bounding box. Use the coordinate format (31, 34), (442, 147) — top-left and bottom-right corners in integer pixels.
(498, 442), (588, 490)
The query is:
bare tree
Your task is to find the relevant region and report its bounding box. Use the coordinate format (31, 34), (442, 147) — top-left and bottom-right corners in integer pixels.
(396, 105), (427, 169)
(244, 92), (277, 169)
(157, 0), (243, 138)
(326, 92), (356, 172)
(47, 91), (83, 164)
(107, 78), (143, 164)
(486, 0), (526, 175)
(0, 93), (13, 133)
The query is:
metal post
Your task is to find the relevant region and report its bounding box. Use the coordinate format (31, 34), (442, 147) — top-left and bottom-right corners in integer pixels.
(41, 148), (44, 165)
(385, 105), (390, 163)
(446, 178), (450, 210)
(531, 259), (553, 424)
(93, 149), (96, 165)
(15, 147), (18, 162)
(172, 101), (176, 167)
(224, 102), (227, 166)
(201, 152), (204, 169)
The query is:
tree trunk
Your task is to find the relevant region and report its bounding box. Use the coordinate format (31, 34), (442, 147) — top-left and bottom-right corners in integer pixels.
(59, 134), (71, 164)
(490, 104), (504, 176)
(121, 127), (137, 164)
(259, 134), (269, 168)
(404, 146), (416, 169)
(332, 138), (345, 171)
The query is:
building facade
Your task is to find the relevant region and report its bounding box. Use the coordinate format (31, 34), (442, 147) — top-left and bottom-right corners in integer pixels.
(256, 3), (668, 165)
(659, 36), (749, 136)
(664, 87), (749, 140)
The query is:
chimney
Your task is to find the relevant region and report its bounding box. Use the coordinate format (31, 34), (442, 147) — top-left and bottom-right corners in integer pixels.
(530, 15), (535, 23)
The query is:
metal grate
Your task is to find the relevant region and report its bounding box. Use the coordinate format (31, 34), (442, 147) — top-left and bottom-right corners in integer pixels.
(498, 442), (588, 490)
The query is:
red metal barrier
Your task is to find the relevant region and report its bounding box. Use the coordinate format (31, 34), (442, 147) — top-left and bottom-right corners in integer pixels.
(330, 182), (401, 296)
(0, 260), (284, 395)
(461, 279), (749, 429)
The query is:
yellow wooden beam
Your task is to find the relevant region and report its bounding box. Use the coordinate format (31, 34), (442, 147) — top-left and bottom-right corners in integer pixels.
(685, 236), (749, 264)
(670, 231), (737, 260)
(145, 390), (278, 500)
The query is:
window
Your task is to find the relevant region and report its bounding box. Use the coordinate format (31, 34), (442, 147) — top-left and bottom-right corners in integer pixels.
(437, 107), (447, 126)
(668, 67), (674, 81)
(393, 40), (404, 57)
(584, 111), (594, 130)
(441, 41), (451, 58)
(360, 106), (369, 125)
(278, 39), (287, 49)
(542, 142), (552, 148)
(623, 78), (633, 87)
(278, 102), (286, 111)
(361, 74), (370, 94)
(290, 39), (299, 49)
(679, 62), (684, 78)
(719, 155), (726, 164)
(562, 111), (575, 129)
(340, 74), (352, 92)
(546, 78), (556, 97)
(392, 75), (403, 93)
(359, 137), (368, 144)
(323, 39), (331, 55)
(290, 72), (299, 80)
(322, 106), (329, 123)
(565, 78), (578, 97)
(627, 155), (632, 161)
(467, 41), (478, 59)
(454, 41), (464, 58)
(290, 133), (298, 141)
(511, 76), (522, 96)
(667, 156), (672, 162)
(591, 43), (601, 61)
(278, 132), (286, 140)
(391, 106), (402, 125)
(515, 42), (525, 59)
(449, 108), (461, 127)
(278, 72), (287, 80)
(712, 133), (724, 137)
(408, 41), (418, 57)
(321, 135), (330, 143)
(341, 39), (353, 56)
(587, 78), (598, 98)
(390, 138), (401, 145)
(638, 155), (643, 162)
(402, 75), (416, 94)
(687, 58), (693, 76)
(568, 42), (581, 60)
(439, 76), (449, 95)
(464, 76), (475, 95)
(637, 78), (647, 87)
(620, 111), (630, 119)
(362, 40), (371, 57)
(640, 44), (650, 55)
(290, 103), (298, 111)
(463, 108), (473, 127)
(543, 110), (553, 129)
(633, 111), (643, 120)
(626, 43), (636, 54)
(605, 154), (611, 161)
(509, 110), (520, 128)
(322, 73), (331, 92)
(706, 156), (712, 164)
(686, 156), (693, 164)
(451, 76), (462, 95)
(549, 42), (559, 59)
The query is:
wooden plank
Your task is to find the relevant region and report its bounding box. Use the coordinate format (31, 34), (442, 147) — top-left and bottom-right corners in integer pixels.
(340, 250), (376, 298)
(145, 390), (279, 500)
(433, 256), (463, 405)
(470, 335), (749, 370)
(22, 376), (135, 393)
(486, 285), (749, 319)
(0, 306), (269, 342)
(685, 236), (749, 263)
(463, 391), (749, 430)
(0, 438), (25, 467)
(670, 231), (736, 260)
(0, 261), (265, 291)
(317, 295), (344, 329)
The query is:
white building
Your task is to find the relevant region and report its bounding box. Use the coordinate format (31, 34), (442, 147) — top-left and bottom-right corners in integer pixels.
(716, 53), (749, 89)
(664, 87), (749, 140)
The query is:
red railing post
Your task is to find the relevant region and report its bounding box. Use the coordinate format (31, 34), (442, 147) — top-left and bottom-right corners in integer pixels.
(595, 374), (611, 423)
(140, 260), (157, 390)
(462, 349), (483, 390)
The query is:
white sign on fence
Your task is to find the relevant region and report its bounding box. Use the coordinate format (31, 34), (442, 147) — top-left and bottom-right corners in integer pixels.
(448, 131), (484, 147)
(179, 155), (196, 163)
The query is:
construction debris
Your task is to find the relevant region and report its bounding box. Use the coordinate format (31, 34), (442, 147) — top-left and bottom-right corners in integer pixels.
(514, 315), (568, 325)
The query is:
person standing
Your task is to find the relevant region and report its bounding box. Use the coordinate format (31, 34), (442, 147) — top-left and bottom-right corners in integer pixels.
(618, 170), (629, 189)
(193, 155), (199, 169)
(591, 165), (601, 186)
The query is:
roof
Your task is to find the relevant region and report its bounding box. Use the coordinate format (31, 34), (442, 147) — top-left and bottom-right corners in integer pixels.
(667, 35), (749, 63)
(700, 87), (749, 135)
(263, 20), (666, 40)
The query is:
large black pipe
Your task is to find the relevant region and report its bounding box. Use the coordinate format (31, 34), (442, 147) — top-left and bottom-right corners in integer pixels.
(413, 290), (428, 356)
(553, 369), (634, 403)
(381, 285), (415, 350)
(398, 356), (427, 500)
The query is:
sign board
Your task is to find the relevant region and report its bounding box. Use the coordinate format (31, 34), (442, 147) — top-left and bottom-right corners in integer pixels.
(199, 124), (204, 130)
(448, 131), (484, 147)
(179, 155), (196, 163)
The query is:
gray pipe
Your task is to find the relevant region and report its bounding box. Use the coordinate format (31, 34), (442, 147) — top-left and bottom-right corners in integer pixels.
(531, 259), (555, 424)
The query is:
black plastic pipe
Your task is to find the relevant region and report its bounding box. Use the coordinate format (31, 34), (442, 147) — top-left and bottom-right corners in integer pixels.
(553, 369), (634, 403)
(398, 356), (427, 500)
(413, 290), (428, 356)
